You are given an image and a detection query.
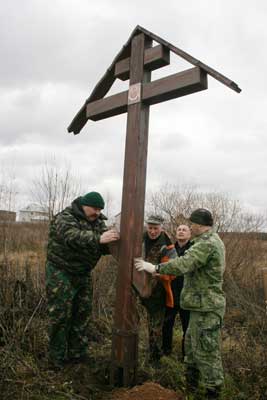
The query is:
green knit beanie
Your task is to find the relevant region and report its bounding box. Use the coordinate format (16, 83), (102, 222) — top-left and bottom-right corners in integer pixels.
(80, 192), (105, 209)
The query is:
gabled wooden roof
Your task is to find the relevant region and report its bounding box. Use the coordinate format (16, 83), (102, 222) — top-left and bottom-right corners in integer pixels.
(68, 25), (241, 135)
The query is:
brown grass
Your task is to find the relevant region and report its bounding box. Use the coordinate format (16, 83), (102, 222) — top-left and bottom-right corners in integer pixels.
(0, 223), (267, 399)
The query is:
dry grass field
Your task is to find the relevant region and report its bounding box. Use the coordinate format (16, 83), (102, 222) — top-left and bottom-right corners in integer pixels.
(0, 222), (267, 399)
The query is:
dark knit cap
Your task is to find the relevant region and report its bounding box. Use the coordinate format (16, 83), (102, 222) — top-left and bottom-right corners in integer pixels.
(189, 208), (213, 226)
(80, 192), (105, 209)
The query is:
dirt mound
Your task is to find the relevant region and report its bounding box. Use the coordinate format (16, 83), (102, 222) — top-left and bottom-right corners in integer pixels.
(109, 382), (184, 400)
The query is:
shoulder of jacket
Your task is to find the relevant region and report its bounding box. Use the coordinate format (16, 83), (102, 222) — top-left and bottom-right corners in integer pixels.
(57, 207), (80, 224)
(56, 207), (71, 219)
(201, 233), (210, 241)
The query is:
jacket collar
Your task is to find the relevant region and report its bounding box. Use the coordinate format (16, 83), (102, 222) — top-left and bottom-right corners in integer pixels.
(192, 229), (213, 243)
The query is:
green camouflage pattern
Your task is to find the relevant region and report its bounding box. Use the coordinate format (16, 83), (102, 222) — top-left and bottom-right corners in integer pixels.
(159, 230), (225, 389)
(46, 261), (93, 364)
(185, 311), (224, 389)
(46, 198), (110, 366)
(47, 197), (109, 275)
(141, 232), (177, 361)
(158, 230), (226, 319)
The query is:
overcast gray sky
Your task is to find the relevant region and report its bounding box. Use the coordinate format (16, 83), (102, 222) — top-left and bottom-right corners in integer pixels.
(1, 0), (266, 217)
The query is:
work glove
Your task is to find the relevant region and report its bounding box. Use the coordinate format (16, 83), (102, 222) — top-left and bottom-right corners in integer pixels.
(134, 258), (156, 274)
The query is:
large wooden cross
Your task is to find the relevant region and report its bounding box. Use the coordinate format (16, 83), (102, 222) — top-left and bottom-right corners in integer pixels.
(68, 26), (241, 386)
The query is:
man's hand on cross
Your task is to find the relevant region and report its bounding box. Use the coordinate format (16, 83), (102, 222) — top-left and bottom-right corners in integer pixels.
(100, 229), (120, 244)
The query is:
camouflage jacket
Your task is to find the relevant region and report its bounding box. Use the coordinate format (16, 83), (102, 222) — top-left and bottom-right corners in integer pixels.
(46, 197), (109, 275)
(158, 230), (226, 318)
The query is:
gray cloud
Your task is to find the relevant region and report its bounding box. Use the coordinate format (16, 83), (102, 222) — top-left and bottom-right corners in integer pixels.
(0, 0), (267, 219)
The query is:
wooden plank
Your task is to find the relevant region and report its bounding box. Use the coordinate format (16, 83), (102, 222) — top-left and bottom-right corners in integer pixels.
(86, 91), (128, 121)
(111, 33), (151, 383)
(86, 67), (207, 121)
(143, 66), (207, 105)
(115, 45), (170, 81)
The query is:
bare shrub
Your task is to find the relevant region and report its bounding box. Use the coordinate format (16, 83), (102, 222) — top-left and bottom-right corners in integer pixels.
(0, 185), (267, 398)
(31, 156), (83, 220)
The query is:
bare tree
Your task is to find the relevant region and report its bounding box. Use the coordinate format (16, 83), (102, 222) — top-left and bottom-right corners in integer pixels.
(0, 167), (17, 257)
(0, 167), (17, 211)
(147, 183), (199, 237)
(147, 183), (267, 313)
(103, 190), (114, 220)
(147, 183), (266, 236)
(31, 156), (83, 220)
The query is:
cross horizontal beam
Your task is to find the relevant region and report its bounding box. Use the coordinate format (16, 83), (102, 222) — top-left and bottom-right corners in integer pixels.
(143, 67), (207, 105)
(86, 67), (207, 121)
(115, 45), (170, 81)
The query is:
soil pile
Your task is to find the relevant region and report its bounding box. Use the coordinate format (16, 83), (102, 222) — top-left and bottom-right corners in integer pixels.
(109, 382), (184, 400)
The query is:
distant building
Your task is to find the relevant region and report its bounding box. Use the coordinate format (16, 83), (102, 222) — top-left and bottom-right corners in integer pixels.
(0, 210), (16, 222)
(16, 203), (49, 222)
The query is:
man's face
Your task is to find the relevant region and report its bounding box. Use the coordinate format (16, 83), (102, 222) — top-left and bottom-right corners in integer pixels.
(82, 205), (102, 221)
(146, 223), (162, 240)
(176, 224), (191, 242)
(189, 222), (203, 237)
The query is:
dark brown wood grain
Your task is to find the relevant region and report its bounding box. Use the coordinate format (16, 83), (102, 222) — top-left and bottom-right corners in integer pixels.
(115, 45), (170, 81)
(111, 33), (151, 385)
(143, 67), (207, 105)
(86, 91), (128, 121)
(86, 67), (207, 121)
(68, 25), (241, 135)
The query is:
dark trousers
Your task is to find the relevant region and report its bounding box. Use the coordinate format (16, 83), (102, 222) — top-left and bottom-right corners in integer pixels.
(162, 305), (190, 358)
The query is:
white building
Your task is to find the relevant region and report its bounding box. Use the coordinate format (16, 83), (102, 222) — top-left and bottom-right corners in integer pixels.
(16, 203), (49, 222)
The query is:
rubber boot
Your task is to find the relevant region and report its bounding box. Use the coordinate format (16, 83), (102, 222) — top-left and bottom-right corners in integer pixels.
(206, 387), (221, 399)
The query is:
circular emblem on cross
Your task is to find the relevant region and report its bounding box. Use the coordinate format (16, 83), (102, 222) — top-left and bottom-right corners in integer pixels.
(128, 83), (141, 104)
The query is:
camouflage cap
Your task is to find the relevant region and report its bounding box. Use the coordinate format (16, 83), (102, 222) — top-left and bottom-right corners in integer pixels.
(146, 214), (164, 225)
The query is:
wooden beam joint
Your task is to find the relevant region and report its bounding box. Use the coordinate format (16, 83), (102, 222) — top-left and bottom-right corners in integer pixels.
(86, 67), (208, 121)
(115, 45), (170, 81)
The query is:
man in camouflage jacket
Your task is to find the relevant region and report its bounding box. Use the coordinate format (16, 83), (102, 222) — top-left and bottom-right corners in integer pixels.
(141, 215), (177, 362)
(46, 191), (119, 369)
(135, 209), (225, 399)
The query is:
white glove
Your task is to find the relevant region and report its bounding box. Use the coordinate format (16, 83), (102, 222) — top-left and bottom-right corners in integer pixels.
(134, 258), (156, 274)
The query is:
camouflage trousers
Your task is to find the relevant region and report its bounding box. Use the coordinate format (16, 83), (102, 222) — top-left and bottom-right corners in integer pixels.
(46, 262), (93, 364)
(146, 307), (165, 362)
(184, 311), (224, 390)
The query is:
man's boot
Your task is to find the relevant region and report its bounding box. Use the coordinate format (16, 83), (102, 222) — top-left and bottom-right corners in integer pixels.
(185, 367), (199, 394)
(206, 387), (221, 399)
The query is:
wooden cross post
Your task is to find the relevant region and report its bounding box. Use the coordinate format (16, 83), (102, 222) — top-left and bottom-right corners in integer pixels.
(68, 25), (241, 387)
(110, 33), (152, 386)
